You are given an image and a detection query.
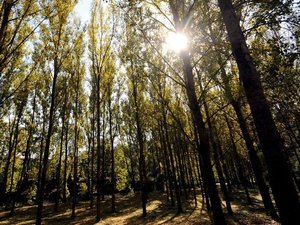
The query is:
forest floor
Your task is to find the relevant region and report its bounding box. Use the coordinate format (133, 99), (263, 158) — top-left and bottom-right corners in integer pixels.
(0, 189), (280, 225)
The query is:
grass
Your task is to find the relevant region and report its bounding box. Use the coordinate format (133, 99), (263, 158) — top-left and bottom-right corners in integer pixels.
(0, 189), (280, 225)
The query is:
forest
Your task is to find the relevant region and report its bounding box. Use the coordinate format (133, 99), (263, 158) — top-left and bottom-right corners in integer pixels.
(0, 0), (299, 224)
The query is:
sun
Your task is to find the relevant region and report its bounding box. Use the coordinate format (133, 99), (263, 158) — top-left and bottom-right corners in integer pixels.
(165, 32), (188, 53)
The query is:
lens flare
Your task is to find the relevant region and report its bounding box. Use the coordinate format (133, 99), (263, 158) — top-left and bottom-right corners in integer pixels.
(165, 32), (188, 53)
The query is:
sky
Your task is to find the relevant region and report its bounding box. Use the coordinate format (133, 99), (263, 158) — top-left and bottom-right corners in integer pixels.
(74, 0), (93, 23)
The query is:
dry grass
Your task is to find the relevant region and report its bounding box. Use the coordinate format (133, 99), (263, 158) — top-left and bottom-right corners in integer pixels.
(0, 189), (280, 225)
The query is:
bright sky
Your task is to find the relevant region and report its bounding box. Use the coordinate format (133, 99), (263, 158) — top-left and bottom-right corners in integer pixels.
(74, 0), (93, 23)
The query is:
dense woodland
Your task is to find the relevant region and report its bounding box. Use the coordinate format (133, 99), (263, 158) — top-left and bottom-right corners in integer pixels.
(0, 0), (299, 224)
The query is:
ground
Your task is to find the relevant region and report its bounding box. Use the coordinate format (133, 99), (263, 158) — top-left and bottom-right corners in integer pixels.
(0, 189), (280, 225)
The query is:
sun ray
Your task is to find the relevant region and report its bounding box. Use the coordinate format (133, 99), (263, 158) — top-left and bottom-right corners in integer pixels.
(165, 32), (188, 53)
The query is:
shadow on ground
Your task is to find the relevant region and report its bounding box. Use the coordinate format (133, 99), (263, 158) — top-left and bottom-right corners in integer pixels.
(0, 189), (279, 225)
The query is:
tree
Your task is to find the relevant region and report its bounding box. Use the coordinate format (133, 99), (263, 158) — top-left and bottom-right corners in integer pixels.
(35, 1), (79, 223)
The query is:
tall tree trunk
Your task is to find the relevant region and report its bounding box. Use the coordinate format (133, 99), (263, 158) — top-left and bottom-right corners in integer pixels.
(62, 116), (69, 203)
(108, 91), (116, 213)
(218, 1), (300, 224)
(90, 108), (95, 208)
(164, 119), (183, 213)
(0, 0), (14, 53)
(132, 75), (148, 217)
(101, 113), (105, 201)
(8, 132), (20, 208)
(96, 75), (101, 221)
(1, 107), (21, 200)
(37, 109), (46, 203)
(186, 146), (198, 207)
(159, 124), (174, 206)
(180, 50), (226, 225)
(54, 85), (67, 212)
(36, 59), (59, 225)
(224, 114), (252, 204)
(231, 100), (278, 219)
(87, 131), (91, 205)
(71, 74), (79, 218)
(203, 99), (233, 215)
(11, 91), (36, 214)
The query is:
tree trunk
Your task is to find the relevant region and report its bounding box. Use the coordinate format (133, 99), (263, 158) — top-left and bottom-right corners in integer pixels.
(108, 91), (116, 213)
(71, 74), (80, 218)
(54, 85), (67, 212)
(36, 59), (59, 225)
(159, 124), (174, 206)
(90, 108), (95, 208)
(132, 75), (148, 217)
(231, 100), (278, 219)
(96, 75), (101, 222)
(164, 119), (183, 214)
(203, 99), (233, 215)
(180, 50), (226, 225)
(11, 90), (34, 214)
(0, 0), (14, 53)
(1, 105), (22, 200)
(224, 114), (252, 204)
(37, 109), (46, 203)
(62, 116), (69, 203)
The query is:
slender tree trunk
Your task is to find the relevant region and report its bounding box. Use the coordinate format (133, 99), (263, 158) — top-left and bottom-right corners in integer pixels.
(90, 109), (95, 208)
(198, 65), (234, 212)
(224, 114), (252, 204)
(62, 117), (69, 203)
(164, 121), (183, 214)
(203, 99), (233, 215)
(192, 122), (211, 213)
(36, 59), (59, 225)
(174, 134), (188, 200)
(186, 147), (198, 207)
(159, 124), (174, 205)
(7, 134), (19, 208)
(71, 74), (79, 218)
(127, 124), (136, 189)
(180, 50), (226, 225)
(132, 74), (148, 217)
(108, 91), (116, 213)
(87, 133), (91, 205)
(6, 100), (27, 210)
(0, 0), (14, 53)
(71, 126), (78, 218)
(37, 111), (46, 202)
(101, 113), (105, 201)
(1, 108), (20, 200)
(11, 91), (37, 214)
(231, 100), (279, 219)
(96, 75), (101, 221)
(218, 1), (300, 223)
(54, 86), (67, 212)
